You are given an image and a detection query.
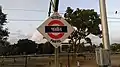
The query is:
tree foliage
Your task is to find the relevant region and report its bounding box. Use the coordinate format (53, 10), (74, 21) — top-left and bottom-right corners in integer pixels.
(0, 6), (10, 55)
(64, 7), (102, 53)
(42, 42), (54, 54)
(0, 6), (9, 42)
(16, 39), (37, 54)
(5, 40), (55, 55)
(111, 43), (120, 52)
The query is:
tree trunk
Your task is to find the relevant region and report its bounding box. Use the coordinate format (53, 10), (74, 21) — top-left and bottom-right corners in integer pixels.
(90, 42), (93, 53)
(72, 39), (78, 63)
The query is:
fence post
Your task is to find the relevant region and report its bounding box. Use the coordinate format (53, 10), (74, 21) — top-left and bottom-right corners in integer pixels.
(12, 57), (16, 67)
(24, 55), (27, 67)
(23, 52), (28, 67)
(1, 56), (4, 67)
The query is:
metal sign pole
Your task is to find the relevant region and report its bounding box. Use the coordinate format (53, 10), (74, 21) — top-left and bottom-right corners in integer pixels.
(55, 47), (59, 67)
(54, 0), (59, 12)
(54, 0), (59, 67)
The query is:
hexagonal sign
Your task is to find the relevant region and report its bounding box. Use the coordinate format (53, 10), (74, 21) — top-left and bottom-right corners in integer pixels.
(37, 12), (74, 48)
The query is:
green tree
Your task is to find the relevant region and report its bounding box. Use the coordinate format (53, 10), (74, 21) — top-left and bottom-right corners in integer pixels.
(0, 6), (9, 43)
(16, 39), (37, 54)
(64, 7), (102, 53)
(42, 42), (54, 54)
(0, 6), (10, 55)
(7, 44), (19, 55)
(36, 43), (44, 54)
(111, 43), (120, 52)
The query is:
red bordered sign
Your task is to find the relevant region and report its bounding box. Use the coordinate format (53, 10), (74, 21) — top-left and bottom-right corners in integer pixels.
(48, 20), (64, 39)
(37, 12), (74, 48)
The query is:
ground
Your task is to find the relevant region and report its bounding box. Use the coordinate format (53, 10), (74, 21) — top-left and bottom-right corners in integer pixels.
(0, 54), (120, 67)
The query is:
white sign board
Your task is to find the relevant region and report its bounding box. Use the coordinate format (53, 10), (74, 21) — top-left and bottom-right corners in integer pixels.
(37, 12), (74, 48)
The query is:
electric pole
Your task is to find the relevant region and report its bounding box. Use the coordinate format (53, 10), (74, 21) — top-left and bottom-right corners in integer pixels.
(99, 0), (111, 67)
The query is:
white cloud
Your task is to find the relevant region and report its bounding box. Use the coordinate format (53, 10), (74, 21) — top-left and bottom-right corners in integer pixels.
(30, 30), (47, 43)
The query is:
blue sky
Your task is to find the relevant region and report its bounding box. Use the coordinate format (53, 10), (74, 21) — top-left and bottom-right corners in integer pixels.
(0, 0), (120, 44)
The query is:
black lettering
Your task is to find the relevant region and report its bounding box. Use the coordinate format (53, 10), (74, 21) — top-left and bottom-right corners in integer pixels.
(51, 39), (61, 43)
(45, 26), (67, 33)
(51, 27), (62, 32)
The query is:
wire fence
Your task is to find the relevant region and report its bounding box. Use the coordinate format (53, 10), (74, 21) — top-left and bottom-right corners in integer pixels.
(0, 55), (52, 67)
(0, 52), (119, 67)
(0, 53), (96, 67)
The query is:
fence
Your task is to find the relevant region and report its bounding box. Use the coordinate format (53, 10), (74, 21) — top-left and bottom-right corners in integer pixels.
(0, 53), (96, 67)
(0, 55), (53, 67)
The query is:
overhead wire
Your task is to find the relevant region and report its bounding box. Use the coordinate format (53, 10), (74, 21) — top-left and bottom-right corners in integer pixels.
(7, 19), (44, 21)
(107, 17), (120, 19)
(3, 8), (47, 12)
(2, 8), (120, 22)
(3, 8), (120, 15)
(6, 16), (120, 22)
(3, 8), (118, 14)
(6, 18), (120, 22)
